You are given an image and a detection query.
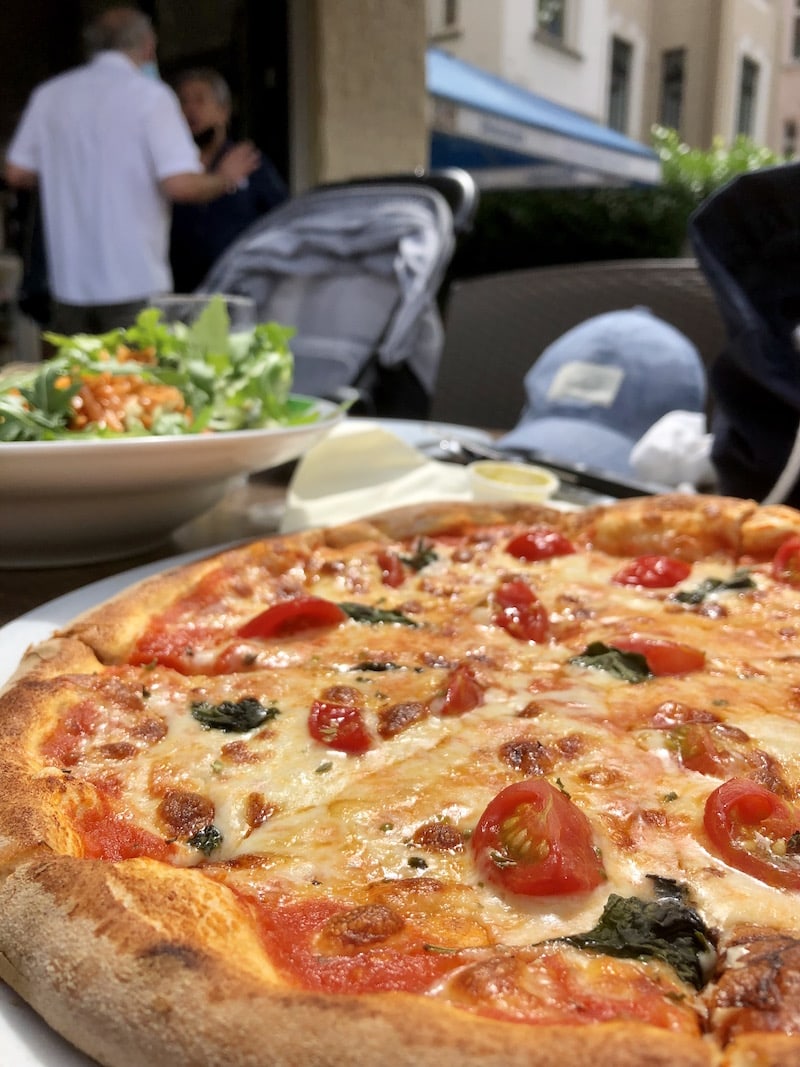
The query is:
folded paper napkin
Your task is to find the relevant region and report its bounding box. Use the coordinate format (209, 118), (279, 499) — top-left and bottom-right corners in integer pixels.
(280, 420), (473, 533)
(630, 410), (716, 491)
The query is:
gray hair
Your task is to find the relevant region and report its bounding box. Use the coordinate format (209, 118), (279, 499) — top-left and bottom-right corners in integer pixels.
(83, 7), (153, 57)
(173, 68), (232, 111)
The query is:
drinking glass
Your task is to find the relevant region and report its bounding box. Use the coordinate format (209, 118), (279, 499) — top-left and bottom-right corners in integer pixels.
(149, 293), (256, 331)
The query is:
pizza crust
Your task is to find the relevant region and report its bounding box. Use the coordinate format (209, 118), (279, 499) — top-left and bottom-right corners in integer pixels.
(0, 855), (716, 1067)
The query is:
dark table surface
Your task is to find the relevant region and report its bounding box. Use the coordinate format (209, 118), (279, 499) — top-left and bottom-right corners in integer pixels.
(0, 471), (288, 629)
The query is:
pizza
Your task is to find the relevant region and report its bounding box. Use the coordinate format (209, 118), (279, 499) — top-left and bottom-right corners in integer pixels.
(5, 495), (800, 1067)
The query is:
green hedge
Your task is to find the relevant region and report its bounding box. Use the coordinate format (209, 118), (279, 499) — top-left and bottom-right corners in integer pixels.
(448, 128), (784, 280)
(450, 184), (696, 279)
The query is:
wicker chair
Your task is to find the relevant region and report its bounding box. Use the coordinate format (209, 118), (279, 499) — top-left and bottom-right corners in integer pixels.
(429, 258), (726, 431)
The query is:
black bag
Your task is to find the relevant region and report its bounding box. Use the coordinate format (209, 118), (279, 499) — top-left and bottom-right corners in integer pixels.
(689, 162), (800, 505)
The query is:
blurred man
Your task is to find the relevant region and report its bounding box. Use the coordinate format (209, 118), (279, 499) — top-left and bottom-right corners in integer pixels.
(170, 67), (288, 292)
(4, 7), (260, 334)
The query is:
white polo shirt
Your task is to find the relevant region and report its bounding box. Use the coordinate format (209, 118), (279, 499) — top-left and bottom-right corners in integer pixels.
(7, 52), (202, 305)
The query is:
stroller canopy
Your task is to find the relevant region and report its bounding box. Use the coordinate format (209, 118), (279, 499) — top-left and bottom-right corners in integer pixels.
(200, 182), (456, 414)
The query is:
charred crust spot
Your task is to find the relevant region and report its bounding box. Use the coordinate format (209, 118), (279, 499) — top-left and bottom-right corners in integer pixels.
(555, 733), (585, 759)
(138, 942), (203, 969)
(98, 741), (137, 760)
(516, 701), (545, 719)
(499, 737), (553, 776)
(133, 717), (168, 742)
(651, 701), (720, 728)
(156, 790), (215, 839)
(711, 930), (800, 1042)
(320, 685), (362, 705)
(320, 904), (405, 950)
(377, 701), (429, 739)
(221, 740), (261, 764)
(244, 792), (276, 830)
(412, 821), (464, 853)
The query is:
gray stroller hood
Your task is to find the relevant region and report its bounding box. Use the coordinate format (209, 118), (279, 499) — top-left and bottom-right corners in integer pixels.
(200, 182), (456, 411)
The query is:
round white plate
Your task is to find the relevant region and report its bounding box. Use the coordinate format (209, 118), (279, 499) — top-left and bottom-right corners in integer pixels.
(0, 398), (342, 568)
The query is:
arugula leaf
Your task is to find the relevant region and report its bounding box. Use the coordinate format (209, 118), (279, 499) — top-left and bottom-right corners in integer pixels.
(338, 603), (419, 627)
(672, 569), (755, 604)
(0, 295), (315, 441)
(568, 641), (652, 682)
(561, 885), (717, 990)
(191, 697), (279, 732)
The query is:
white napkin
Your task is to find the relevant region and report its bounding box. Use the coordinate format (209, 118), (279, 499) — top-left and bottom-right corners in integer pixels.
(630, 410), (716, 490)
(279, 420), (472, 532)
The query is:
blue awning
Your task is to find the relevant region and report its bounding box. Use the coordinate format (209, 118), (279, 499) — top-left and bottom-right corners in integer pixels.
(427, 48), (661, 188)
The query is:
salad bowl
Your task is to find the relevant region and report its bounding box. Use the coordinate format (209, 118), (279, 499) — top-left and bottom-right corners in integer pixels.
(0, 400), (342, 567)
(0, 296), (343, 567)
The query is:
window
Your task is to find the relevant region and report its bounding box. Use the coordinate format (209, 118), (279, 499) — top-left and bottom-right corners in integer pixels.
(659, 48), (685, 130)
(736, 56), (759, 137)
(608, 36), (632, 133)
(537, 0), (566, 41)
(784, 119), (797, 158)
(443, 0), (459, 29)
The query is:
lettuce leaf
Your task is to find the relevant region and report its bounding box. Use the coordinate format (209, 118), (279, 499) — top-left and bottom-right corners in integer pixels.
(0, 296), (315, 441)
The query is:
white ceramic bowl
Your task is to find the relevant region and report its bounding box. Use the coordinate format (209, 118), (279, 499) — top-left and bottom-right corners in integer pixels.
(469, 460), (560, 504)
(0, 398), (342, 568)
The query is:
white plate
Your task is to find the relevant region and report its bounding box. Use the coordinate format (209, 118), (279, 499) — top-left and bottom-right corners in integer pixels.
(0, 398), (342, 569)
(364, 417), (493, 450)
(0, 550), (219, 1066)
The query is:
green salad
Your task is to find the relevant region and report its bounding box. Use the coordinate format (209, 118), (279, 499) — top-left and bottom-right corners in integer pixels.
(0, 295), (318, 442)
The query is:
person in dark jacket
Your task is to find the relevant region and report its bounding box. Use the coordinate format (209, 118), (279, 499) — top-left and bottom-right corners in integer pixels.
(170, 67), (288, 293)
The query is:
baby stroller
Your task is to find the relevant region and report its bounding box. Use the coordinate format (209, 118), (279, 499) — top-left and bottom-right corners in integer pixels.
(200, 170), (477, 418)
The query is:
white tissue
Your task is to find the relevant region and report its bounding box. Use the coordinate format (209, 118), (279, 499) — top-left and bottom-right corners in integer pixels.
(630, 410), (716, 489)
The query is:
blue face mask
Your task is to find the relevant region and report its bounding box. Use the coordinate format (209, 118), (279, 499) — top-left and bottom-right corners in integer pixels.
(140, 61), (160, 81)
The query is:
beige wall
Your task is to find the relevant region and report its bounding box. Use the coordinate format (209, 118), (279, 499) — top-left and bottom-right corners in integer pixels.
(293, 0), (429, 188)
(426, 0), (783, 155)
(775, 0), (800, 154)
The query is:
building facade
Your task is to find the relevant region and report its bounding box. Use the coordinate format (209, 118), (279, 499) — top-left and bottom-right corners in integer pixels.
(775, 0), (800, 155)
(427, 0), (783, 152)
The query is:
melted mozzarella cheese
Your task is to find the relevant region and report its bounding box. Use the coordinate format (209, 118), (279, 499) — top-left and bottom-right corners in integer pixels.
(46, 525), (800, 953)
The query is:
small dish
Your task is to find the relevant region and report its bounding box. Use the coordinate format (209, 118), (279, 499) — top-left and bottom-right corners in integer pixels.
(469, 460), (560, 504)
(0, 398), (342, 568)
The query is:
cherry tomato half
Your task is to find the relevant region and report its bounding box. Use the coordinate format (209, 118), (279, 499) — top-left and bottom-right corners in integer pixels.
(611, 634), (706, 676)
(308, 700), (372, 754)
(505, 528), (575, 562)
(471, 779), (605, 896)
(704, 778), (800, 890)
(238, 596), (347, 639)
(377, 549), (406, 588)
(671, 723), (746, 777)
(430, 664), (484, 716)
(611, 556), (692, 589)
(772, 535), (800, 586)
(493, 579), (550, 642)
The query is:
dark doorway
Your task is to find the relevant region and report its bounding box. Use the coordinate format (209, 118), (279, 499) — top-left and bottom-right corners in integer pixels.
(0, 0), (291, 182)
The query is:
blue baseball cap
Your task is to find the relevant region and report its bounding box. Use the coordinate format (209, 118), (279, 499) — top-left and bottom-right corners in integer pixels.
(497, 308), (707, 475)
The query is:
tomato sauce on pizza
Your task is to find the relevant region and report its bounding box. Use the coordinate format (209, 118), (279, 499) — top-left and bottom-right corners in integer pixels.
(3, 496), (800, 1067)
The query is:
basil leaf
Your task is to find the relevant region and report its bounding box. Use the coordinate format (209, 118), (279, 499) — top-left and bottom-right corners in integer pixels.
(561, 889), (717, 990)
(400, 539), (439, 571)
(191, 697), (279, 732)
(188, 824), (223, 856)
(568, 641), (652, 682)
(338, 603), (418, 627)
(672, 569), (755, 605)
